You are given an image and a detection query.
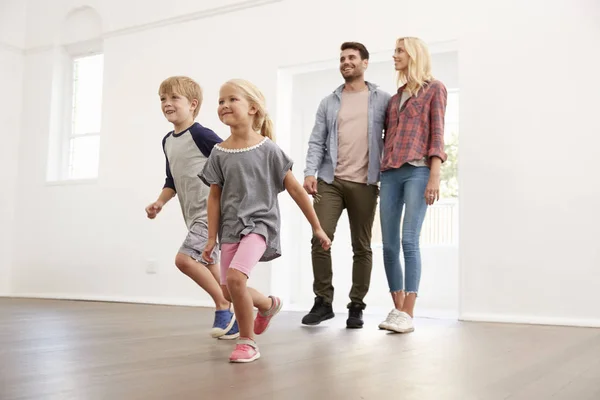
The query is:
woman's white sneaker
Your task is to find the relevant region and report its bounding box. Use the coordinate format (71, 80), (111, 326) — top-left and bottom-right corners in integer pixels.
(386, 310), (414, 333)
(379, 308), (402, 330)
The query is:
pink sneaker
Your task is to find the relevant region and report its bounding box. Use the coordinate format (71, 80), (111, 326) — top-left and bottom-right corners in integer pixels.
(254, 296), (282, 335)
(229, 338), (260, 363)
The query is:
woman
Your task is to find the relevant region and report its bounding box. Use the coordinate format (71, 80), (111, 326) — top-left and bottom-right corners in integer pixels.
(378, 37), (447, 333)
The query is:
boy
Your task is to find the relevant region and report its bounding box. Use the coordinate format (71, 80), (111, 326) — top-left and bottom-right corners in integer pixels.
(145, 76), (238, 339)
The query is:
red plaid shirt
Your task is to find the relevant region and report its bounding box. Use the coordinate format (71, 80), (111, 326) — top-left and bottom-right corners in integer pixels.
(381, 80), (448, 171)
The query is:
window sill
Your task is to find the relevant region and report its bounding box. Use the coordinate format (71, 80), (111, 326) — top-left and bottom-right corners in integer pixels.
(45, 178), (98, 186)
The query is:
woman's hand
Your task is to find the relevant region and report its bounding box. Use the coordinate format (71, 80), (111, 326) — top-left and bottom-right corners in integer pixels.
(425, 174), (441, 205)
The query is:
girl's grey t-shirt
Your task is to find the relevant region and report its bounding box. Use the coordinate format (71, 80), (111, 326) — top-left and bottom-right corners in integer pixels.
(199, 137), (293, 262)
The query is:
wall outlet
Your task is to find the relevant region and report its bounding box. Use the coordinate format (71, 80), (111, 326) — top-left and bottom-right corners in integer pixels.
(146, 259), (157, 274)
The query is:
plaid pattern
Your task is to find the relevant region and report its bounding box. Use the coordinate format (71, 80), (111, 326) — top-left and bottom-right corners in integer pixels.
(381, 80), (448, 171)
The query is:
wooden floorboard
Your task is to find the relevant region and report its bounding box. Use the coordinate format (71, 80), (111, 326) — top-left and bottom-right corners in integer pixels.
(1, 298), (599, 400)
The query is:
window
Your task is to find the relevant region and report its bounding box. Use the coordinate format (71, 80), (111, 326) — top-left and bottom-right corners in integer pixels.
(371, 90), (459, 246)
(64, 53), (104, 180)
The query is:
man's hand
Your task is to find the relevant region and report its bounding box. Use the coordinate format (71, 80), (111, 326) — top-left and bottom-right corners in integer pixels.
(303, 176), (318, 195)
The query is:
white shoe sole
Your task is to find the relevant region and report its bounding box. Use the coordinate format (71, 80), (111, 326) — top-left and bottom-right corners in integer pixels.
(230, 352), (261, 363)
(218, 332), (240, 340)
(387, 326), (415, 333)
(211, 314), (237, 338)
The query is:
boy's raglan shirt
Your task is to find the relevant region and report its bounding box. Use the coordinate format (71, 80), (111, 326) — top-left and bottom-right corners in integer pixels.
(162, 122), (222, 230)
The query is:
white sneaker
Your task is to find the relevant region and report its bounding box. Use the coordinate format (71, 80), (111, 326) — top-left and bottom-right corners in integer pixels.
(386, 311), (414, 333)
(379, 308), (402, 330)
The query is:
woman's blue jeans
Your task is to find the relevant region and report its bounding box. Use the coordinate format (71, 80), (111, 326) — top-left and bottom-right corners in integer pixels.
(380, 164), (430, 294)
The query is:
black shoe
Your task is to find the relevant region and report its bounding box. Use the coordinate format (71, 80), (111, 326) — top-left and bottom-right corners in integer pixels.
(301, 296), (335, 325)
(346, 302), (364, 329)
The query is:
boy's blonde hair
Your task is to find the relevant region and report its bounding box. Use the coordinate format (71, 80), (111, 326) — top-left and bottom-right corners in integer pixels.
(224, 79), (274, 141)
(396, 37), (434, 97)
(158, 76), (203, 118)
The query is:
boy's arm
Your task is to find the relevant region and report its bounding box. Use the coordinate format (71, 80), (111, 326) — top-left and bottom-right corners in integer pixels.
(160, 158), (176, 207)
(145, 186), (175, 219)
(146, 136), (177, 219)
(157, 187), (176, 204)
(162, 134), (176, 202)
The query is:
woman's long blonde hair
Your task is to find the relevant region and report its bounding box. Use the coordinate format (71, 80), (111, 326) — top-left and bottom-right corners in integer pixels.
(225, 79), (274, 141)
(396, 37), (434, 97)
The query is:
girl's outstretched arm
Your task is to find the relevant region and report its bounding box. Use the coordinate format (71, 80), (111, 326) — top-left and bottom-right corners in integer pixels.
(203, 184), (222, 263)
(284, 171), (331, 250)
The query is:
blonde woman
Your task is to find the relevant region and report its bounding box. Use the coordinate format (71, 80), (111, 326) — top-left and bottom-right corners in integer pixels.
(378, 37), (447, 333)
(200, 79), (331, 362)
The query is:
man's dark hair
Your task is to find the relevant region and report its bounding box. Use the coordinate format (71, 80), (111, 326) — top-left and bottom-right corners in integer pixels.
(340, 42), (369, 60)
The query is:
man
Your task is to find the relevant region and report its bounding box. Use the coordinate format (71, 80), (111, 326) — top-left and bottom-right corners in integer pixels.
(302, 42), (391, 328)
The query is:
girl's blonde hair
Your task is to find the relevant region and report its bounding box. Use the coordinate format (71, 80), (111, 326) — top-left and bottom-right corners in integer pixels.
(396, 37), (434, 97)
(225, 79), (274, 141)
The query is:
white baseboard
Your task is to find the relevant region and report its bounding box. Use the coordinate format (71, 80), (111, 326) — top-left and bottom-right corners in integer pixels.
(284, 302), (458, 320)
(4, 293), (457, 319)
(0, 41), (24, 54)
(460, 313), (600, 328)
(3, 293), (215, 309)
(10, 295), (597, 328)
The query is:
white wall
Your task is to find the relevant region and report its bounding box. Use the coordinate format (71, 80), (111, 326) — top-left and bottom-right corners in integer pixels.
(0, 0), (26, 295)
(459, 0), (600, 326)
(7, 0), (600, 326)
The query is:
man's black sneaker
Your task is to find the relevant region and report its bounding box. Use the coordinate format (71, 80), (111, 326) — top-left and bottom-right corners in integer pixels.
(346, 302), (364, 329)
(301, 296), (335, 325)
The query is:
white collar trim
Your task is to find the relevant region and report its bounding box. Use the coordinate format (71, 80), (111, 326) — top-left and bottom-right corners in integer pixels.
(214, 137), (268, 153)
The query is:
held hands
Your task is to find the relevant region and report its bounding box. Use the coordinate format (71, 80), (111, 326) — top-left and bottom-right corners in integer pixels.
(145, 200), (164, 219)
(202, 238), (217, 264)
(424, 174), (441, 206)
(303, 176), (318, 196)
(313, 228), (331, 251)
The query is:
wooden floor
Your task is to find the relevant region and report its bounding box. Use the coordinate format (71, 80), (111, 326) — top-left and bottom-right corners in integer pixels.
(1, 299), (600, 400)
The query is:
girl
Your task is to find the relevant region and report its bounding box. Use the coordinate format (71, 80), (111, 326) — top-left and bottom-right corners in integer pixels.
(378, 37), (448, 333)
(200, 79), (331, 363)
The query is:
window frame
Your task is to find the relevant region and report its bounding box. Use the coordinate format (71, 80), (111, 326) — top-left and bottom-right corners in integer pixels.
(55, 44), (104, 183)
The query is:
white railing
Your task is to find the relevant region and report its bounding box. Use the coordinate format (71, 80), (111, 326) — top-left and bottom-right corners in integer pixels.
(420, 199), (458, 245)
(372, 198), (459, 246)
